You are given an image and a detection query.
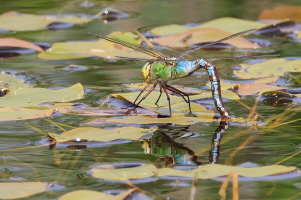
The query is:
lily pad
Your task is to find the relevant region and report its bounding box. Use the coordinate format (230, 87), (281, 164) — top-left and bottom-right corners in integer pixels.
(0, 107), (53, 121)
(59, 189), (135, 200)
(91, 164), (156, 180)
(151, 17), (265, 35)
(234, 58), (301, 79)
(151, 28), (259, 48)
(111, 90), (239, 108)
(0, 182), (48, 199)
(156, 164), (297, 179)
(0, 73), (84, 107)
(0, 38), (44, 52)
(237, 82), (286, 95)
(0, 11), (93, 31)
(39, 32), (154, 60)
(101, 115), (216, 126)
(259, 5), (301, 22)
(48, 126), (156, 142)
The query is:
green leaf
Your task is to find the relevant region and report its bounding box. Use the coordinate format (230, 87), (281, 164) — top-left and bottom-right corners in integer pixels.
(103, 115), (216, 125)
(0, 12), (93, 31)
(111, 90), (239, 109)
(198, 17), (264, 33)
(152, 27), (259, 48)
(91, 164), (157, 180)
(59, 189), (136, 200)
(151, 17), (265, 36)
(0, 182), (48, 199)
(39, 32), (153, 60)
(48, 127), (156, 142)
(0, 107), (53, 121)
(0, 73), (84, 107)
(234, 59), (301, 79)
(156, 164), (297, 179)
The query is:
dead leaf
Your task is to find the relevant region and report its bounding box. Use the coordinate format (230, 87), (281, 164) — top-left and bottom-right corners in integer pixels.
(237, 82), (286, 95)
(0, 38), (44, 51)
(259, 6), (301, 22)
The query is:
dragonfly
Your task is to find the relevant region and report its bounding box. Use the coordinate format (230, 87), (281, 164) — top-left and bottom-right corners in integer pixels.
(89, 29), (259, 119)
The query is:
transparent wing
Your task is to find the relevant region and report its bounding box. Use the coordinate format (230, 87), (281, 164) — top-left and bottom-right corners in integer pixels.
(116, 54), (278, 62)
(88, 32), (166, 59)
(175, 29), (256, 59)
(207, 54), (279, 62)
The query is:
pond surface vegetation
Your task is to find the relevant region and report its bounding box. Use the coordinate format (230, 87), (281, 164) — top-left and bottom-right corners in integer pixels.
(1, 0), (301, 199)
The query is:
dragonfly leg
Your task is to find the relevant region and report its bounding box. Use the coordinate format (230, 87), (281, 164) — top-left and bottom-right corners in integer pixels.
(133, 83), (157, 109)
(133, 83), (151, 105)
(164, 84), (192, 114)
(155, 87), (162, 107)
(202, 61), (230, 119)
(160, 84), (172, 117)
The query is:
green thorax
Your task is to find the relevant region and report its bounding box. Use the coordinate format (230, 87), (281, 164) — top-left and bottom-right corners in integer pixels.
(141, 61), (191, 84)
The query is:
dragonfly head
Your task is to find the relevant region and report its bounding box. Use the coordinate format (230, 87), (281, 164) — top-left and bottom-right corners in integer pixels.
(141, 62), (152, 83)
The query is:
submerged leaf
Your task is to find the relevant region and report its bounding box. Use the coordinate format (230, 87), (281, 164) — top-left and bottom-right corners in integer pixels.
(0, 107), (53, 121)
(59, 189), (135, 200)
(156, 164), (297, 179)
(48, 126), (156, 142)
(151, 28), (259, 48)
(234, 58), (301, 79)
(91, 164), (156, 180)
(0, 38), (44, 52)
(0, 182), (48, 199)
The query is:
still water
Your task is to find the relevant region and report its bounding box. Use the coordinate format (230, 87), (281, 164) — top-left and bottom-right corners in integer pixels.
(1, 0), (301, 199)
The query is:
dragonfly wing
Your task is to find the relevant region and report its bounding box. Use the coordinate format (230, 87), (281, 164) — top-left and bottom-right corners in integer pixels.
(175, 29), (256, 59)
(207, 54), (279, 62)
(88, 32), (166, 59)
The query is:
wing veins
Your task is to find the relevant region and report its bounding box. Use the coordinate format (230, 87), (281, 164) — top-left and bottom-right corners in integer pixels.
(88, 32), (166, 59)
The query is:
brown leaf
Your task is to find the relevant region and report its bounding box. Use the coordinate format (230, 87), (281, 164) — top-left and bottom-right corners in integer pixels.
(0, 38), (44, 52)
(237, 82), (286, 95)
(259, 6), (301, 22)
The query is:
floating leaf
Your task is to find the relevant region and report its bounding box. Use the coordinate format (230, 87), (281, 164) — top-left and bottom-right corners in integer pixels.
(59, 189), (135, 200)
(0, 73), (84, 107)
(48, 127), (156, 142)
(156, 164), (297, 179)
(198, 17), (264, 34)
(45, 103), (158, 116)
(234, 58), (301, 79)
(259, 5), (301, 22)
(0, 107), (53, 121)
(0, 182), (48, 199)
(39, 32), (153, 60)
(0, 11), (93, 31)
(151, 17), (265, 36)
(151, 28), (259, 48)
(0, 38), (44, 52)
(111, 90), (239, 109)
(100, 115), (215, 126)
(91, 164), (156, 180)
(237, 82), (286, 95)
